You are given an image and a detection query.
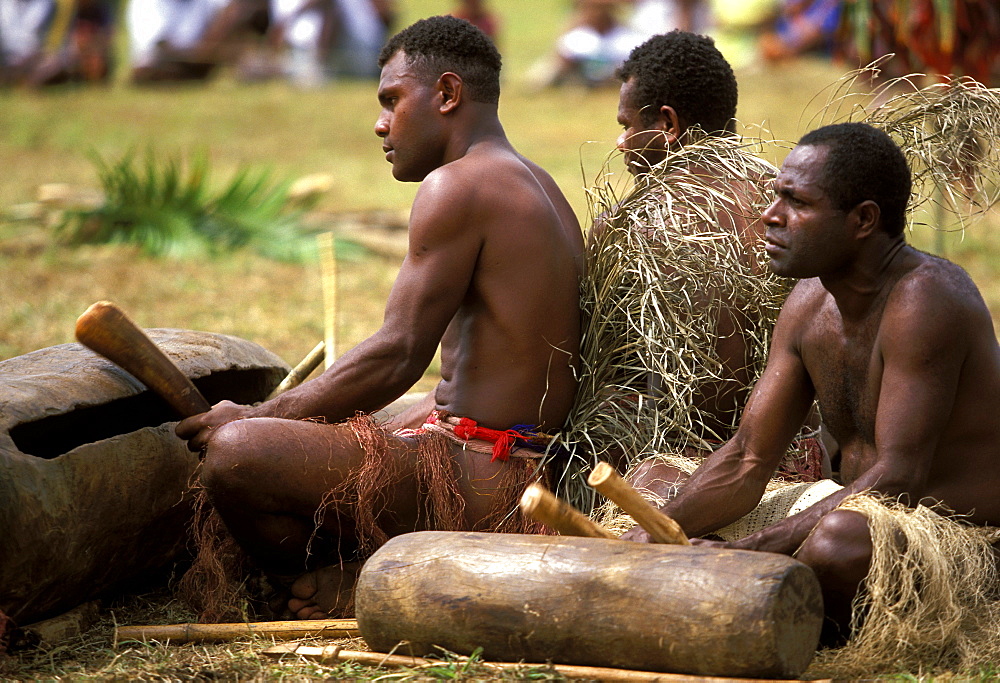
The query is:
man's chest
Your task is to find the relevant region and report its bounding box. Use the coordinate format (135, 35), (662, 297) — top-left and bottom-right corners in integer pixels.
(799, 310), (884, 444)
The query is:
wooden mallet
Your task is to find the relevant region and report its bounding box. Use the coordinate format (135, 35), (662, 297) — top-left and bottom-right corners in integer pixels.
(588, 461), (689, 545)
(519, 481), (615, 539)
(75, 301), (211, 418)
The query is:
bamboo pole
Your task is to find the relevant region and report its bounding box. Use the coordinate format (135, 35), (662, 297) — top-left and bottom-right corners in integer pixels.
(266, 340), (325, 399)
(588, 461), (690, 545)
(519, 481), (616, 539)
(114, 619), (359, 645)
(262, 643), (826, 682)
(317, 232), (338, 370)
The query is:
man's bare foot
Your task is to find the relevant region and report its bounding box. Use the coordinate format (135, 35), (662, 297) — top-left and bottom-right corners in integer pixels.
(287, 562), (361, 619)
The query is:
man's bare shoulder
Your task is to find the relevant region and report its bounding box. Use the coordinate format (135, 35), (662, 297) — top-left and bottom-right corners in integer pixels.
(783, 277), (829, 311)
(887, 250), (992, 325)
(418, 147), (554, 214)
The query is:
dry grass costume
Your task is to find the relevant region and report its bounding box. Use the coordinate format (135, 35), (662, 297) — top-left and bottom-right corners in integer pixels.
(552, 132), (824, 513)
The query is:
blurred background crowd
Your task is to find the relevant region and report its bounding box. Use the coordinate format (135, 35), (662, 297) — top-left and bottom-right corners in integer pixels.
(0, 0), (996, 89)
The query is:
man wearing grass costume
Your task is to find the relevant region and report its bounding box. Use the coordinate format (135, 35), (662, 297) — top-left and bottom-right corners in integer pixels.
(624, 123), (1000, 674)
(176, 15), (584, 620)
(560, 30), (827, 512)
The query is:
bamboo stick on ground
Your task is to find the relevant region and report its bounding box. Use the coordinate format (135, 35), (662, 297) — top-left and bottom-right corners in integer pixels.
(263, 643), (827, 682)
(114, 619), (359, 645)
(588, 461), (690, 545)
(520, 481), (616, 539)
(266, 340), (326, 399)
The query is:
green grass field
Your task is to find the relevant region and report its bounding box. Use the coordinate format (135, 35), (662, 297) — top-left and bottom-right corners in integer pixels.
(2, 1), (995, 371)
(1, 1), (998, 678)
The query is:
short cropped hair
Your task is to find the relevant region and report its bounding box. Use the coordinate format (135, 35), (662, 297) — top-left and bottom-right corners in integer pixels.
(616, 30), (738, 135)
(798, 122), (912, 236)
(378, 15), (501, 104)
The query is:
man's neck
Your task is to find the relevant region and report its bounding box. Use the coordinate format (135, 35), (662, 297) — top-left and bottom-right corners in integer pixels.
(820, 236), (910, 321)
(443, 110), (507, 164)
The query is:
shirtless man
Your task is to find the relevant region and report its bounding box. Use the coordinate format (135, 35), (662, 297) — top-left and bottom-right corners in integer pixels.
(176, 15), (584, 618)
(623, 122), (1000, 636)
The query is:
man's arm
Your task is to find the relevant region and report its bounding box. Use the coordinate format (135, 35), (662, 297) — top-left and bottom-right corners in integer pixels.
(177, 166), (482, 447)
(632, 284), (820, 541)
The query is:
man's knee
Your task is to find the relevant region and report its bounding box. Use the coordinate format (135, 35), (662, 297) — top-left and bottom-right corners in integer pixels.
(627, 459), (686, 500)
(797, 509), (872, 582)
(200, 419), (264, 495)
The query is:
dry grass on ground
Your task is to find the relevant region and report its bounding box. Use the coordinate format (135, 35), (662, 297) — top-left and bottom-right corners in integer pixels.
(0, 585), (567, 681)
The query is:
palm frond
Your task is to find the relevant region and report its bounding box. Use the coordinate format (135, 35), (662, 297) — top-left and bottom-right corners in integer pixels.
(812, 61), (1000, 233)
(55, 149), (317, 261)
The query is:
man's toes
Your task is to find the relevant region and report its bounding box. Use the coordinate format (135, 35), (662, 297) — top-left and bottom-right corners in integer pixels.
(290, 573), (319, 600)
(288, 597), (311, 613)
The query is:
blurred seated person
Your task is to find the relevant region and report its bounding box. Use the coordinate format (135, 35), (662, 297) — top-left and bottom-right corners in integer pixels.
(0, 0), (55, 85)
(450, 0), (498, 41)
(535, 0), (640, 88)
(758, 0), (840, 63)
(126, 0), (269, 83)
(626, 0), (710, 40)
(267, 0), (390, 86)
(26, 0), (115, 86)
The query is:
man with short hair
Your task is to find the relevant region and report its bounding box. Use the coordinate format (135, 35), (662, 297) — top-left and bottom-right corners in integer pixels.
(624, 122), (1000, 645)
(177, 15), (584, 619)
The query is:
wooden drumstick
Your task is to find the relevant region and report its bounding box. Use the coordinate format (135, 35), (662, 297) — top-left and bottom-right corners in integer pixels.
(75, 301), (211, 418)
(519, 481), (616, 539)
(588, 461), (689, 545)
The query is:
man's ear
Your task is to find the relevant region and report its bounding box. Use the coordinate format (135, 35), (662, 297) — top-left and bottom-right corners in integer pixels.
(659, 105), (683, 144)
(438, 72), (463, 113)
(852, 200), (881, 239)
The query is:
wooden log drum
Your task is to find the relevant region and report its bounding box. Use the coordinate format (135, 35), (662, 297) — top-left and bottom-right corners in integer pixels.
(0, 326), (289, 625)
(355, 531), (824, 679)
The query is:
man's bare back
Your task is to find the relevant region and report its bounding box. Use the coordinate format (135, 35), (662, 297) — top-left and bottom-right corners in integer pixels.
(429, 145), (582, 429)
(175, 16), (583, 620)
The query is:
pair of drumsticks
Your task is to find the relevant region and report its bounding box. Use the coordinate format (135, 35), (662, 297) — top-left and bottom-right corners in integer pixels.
(75, 301), (687, 545)
(520, 465), (689, 545)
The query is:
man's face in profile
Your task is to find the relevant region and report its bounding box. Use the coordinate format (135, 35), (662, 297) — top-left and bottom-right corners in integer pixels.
(616, 77), (670, 175)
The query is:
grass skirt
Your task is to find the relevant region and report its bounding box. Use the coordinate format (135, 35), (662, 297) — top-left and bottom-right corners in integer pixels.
(178, 414), (550, 621)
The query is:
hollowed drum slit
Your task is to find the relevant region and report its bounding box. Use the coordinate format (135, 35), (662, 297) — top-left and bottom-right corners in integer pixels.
(10, 368), (277, 459)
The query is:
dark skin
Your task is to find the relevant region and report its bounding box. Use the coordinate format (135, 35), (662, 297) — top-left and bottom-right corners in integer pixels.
(176, 49), (584, 618)
(623, 143), (1000, 633)
(604, 76), (770, 442)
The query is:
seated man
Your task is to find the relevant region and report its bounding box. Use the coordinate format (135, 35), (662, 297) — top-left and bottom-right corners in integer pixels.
(177, 15), (584, 619)
(624, 122), (1000, 666)
(544, 0), (639, 88)
(563, 30), (824, 502)
(758, 0), (841, 63)
(268, 0), (390, 86)
(126, 0), (268, 83)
